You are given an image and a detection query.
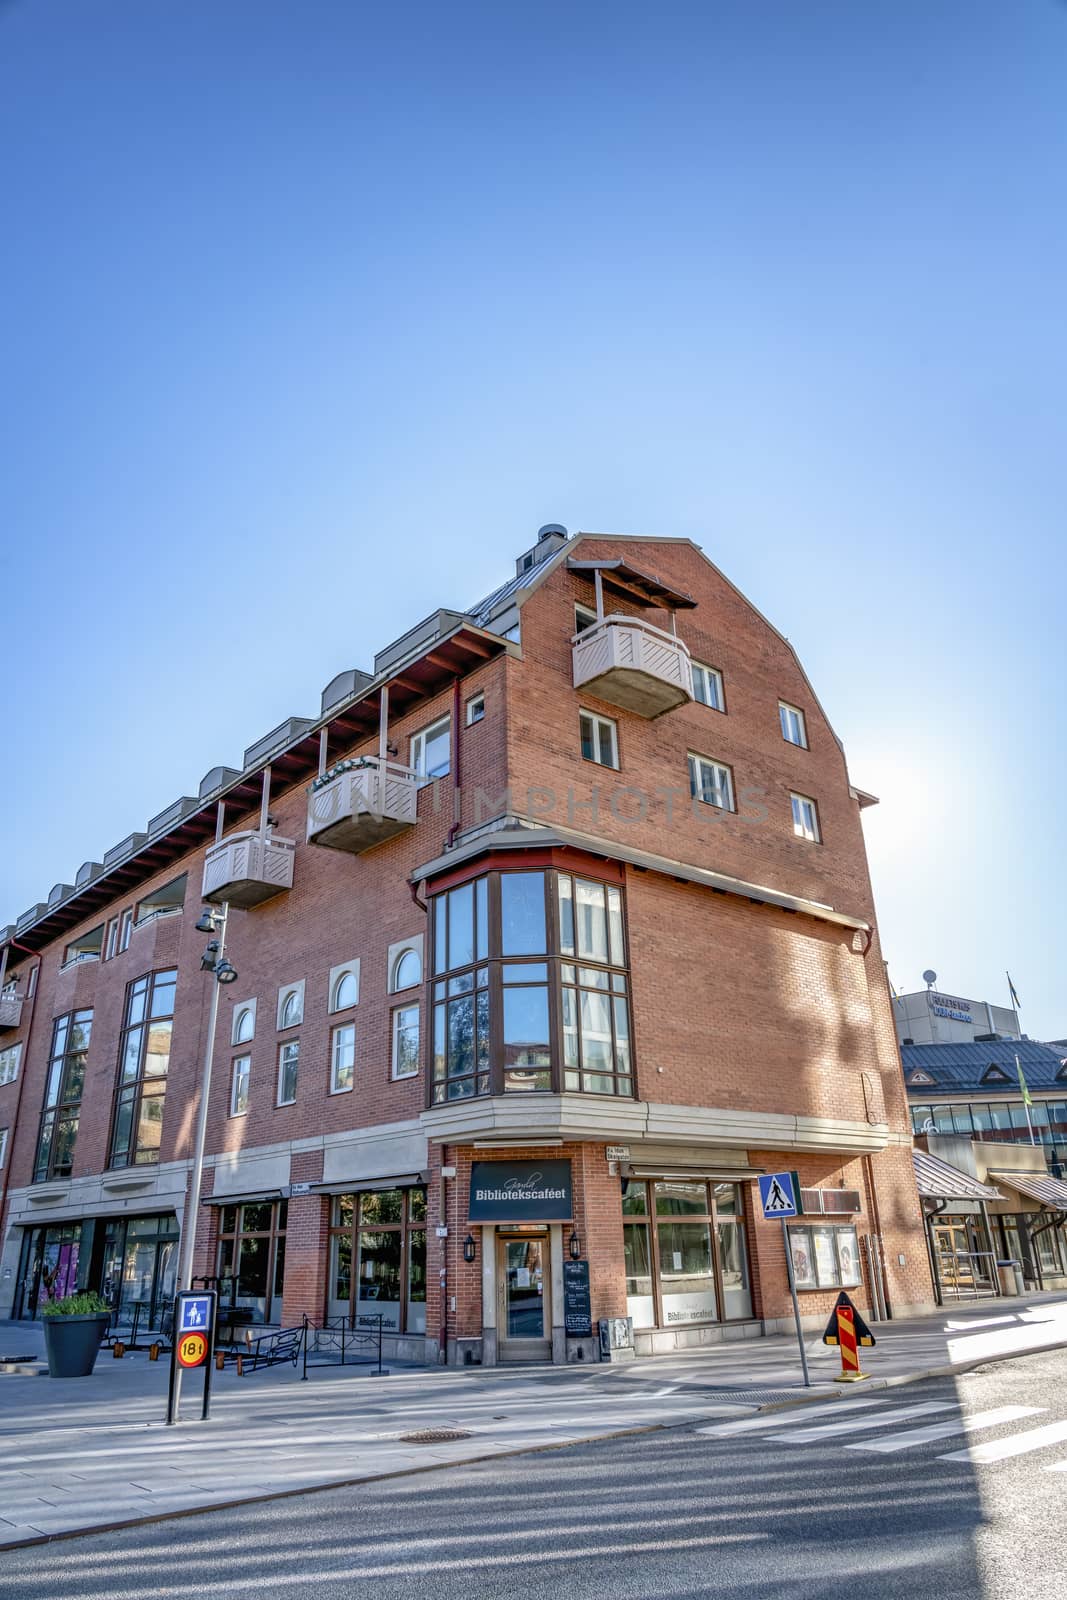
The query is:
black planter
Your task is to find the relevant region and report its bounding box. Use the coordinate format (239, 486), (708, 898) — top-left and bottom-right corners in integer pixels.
(42, 1313), (111, 1378)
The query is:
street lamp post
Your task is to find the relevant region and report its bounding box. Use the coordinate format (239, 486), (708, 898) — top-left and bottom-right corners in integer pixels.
(170, 903), (236, 1421)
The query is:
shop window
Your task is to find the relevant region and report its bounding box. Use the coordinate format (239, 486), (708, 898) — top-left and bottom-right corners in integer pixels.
(787, 1224), (861, 1290)
(621, 1180), (752, 1330)
(109, 971), (175, 1169)
(100, 1213), (179, 1326)
(429, 870), (634, 1104)
(35, 1011), (93, 1182)
(217, 1201), (287, 1325)
(326, 1187), (426, 1334)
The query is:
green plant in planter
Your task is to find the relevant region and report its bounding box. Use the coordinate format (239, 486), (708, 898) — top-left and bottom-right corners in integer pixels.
(41, 1291), (111, 1318)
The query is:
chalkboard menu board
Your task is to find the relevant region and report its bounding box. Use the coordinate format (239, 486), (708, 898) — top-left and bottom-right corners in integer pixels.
(563, 1259), (592, 1337)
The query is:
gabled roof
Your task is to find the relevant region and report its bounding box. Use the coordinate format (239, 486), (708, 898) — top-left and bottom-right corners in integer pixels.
(901, 1039), (1067, 1094)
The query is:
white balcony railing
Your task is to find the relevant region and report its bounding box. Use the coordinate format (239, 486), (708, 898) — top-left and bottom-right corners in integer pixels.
(201, 831), (296, 909)
(0, 992), (23, 1031)
(307, 755), (419, 854)
(572, 613), (693, 717)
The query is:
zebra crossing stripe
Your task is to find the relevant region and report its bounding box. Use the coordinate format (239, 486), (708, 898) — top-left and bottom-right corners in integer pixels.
(844, 1405), (1043, 1454)
(697, 1401), (891, 1437)
(775, 1402), (954, 1443)
(940, 1417), (1067, 1464)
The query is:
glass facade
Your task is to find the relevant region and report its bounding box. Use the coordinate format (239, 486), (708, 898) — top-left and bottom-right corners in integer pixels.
(911, 1099), (1067, 1147)
(110, 970), (176, 1167)
(622, 1180), (753, 1329)
(430, 869), (633, 1104)
(327, 1187), (427, 1334)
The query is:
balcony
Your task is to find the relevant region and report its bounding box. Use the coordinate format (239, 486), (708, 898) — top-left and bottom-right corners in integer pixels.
(307, 756), (418, 855)
(0, 992), (22, 1031)
(202, 831), (296, 909)
(572, 613), (693, 718)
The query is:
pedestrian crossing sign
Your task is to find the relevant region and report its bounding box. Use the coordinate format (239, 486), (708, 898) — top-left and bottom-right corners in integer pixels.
(758, 1171), (801, 1220)
(822, 1291), (876, 1348)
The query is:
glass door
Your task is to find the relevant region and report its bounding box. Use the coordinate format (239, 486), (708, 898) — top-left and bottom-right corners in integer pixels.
(498, 1235), (551, 1358)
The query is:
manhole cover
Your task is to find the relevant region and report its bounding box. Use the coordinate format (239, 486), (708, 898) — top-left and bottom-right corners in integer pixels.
(399, 1428), (473, 1444)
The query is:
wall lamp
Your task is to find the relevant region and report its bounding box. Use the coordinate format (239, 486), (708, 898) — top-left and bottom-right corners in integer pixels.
(463, 1234), (477, 1264)
(569, 1229), (582, 1261)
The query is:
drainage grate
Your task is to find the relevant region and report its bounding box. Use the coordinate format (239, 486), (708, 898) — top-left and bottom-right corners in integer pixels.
(399, 1428), (473, 1444)
(687, 1388), (830, 1406)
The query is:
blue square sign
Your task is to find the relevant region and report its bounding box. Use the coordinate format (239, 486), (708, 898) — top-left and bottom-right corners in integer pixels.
(178, 1294), (213, 1334)
(758, 1171), (800, 1220)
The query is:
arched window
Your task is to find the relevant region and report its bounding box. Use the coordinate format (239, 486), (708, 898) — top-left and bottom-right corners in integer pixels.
(280, 990), (302, 1029)
(333, 971), (357, 1011)
(234, 1007), (254, 1045)
(393, 948), (421, 992)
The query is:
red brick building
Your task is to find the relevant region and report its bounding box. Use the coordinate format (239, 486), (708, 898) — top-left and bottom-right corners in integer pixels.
(0, 526), (934, 1362)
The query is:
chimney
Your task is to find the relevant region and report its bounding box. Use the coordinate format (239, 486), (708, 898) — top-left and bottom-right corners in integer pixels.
(515, 523), (568, 579)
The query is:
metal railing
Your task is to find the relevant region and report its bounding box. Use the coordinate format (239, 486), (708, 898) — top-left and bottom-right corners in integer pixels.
(301, 1314), (384, 1378)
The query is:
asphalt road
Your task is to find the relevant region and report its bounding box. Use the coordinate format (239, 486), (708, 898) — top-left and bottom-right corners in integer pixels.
(4, 1347), (1067, 1600)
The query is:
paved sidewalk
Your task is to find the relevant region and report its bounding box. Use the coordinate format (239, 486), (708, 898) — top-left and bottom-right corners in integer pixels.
(1, 1293), (1065, 1547)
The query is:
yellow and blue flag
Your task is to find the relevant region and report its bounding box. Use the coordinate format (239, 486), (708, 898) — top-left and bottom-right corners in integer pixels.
(1007, 972), (1021, 1011)
(1015, 1053), (1032, 1108)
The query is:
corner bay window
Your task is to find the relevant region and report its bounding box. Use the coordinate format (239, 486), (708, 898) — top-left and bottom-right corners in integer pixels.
(36, 1010), (92, 1181)
(110, 971), (176, 1168)
(328, 1187), (426, 1333)
(623, 1181), (753, 1328)
(430, 869), (634, 1103)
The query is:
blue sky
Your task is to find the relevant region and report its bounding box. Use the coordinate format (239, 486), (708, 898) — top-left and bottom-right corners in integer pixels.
(2, 0), (1064, 1036)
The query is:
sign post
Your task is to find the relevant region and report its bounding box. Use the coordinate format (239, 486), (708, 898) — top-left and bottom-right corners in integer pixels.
(757, 1171), (810, 1388)
(167, 1289), (217, 1425)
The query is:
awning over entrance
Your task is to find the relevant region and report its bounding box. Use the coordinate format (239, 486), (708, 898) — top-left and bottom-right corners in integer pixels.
(912, 1148), (1001, 1202)
(988, 1171), (1067, 1211)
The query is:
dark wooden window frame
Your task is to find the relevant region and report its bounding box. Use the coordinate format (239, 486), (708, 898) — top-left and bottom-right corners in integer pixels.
(622, 1178), (754, 1328)
(326, 1187), (427, 1333)
(108, 969), (176, 1169)
(35, 1008), (93, 1182)
(217, 1200), (288, 1324)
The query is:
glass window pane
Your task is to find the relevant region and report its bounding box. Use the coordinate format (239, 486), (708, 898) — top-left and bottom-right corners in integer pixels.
(503, 962), (548, 984)
(835, 1227), (861, 1287)
(408, 1187), (427, 1222)
(502, 987), (550, 1070)
(718, 1218), (752, 1318)
(242, 1203), (272, 1233)
(448, 884), (474, 970)
(434, 895), (447, 974)
(355, 1230), (401, 1330)
(475, 877), (488, 960)
(121, 1027), (143, 1084)
(447, 995), (474, 1079)
(607, 888), (624, 967)
(654, 1182), (708, 1217)
(575, 880), (608, 962)
(359, 1190), (403, 1225)
(622, 1181), (648, 1215)
(150, 976), (177, 1019)
(562, 987), (579, 1067)
(500, 872), (546, 955)
(656, 1220), (717, 1324)
(579, 989), (612, 1069)
(407, 1229), (427, 1333)
(433, 1005), (446, 1081)
(558, 876), (575, 955)
(144, 1021), (172, 1078)
(789, 1228), (817, 1289)
(624, 1222), (655, 1329)
(476, 990), (490, 1071)
(812, 1226), (840, 1287)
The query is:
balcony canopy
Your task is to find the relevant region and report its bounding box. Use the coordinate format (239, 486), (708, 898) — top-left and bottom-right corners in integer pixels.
(566, 557), (697, 611)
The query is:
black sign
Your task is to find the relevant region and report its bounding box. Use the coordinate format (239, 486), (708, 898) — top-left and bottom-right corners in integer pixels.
(468, 1160), (573, 1222)
(563, 1259), (592, 1337)
(821, 1291), (876, 1348)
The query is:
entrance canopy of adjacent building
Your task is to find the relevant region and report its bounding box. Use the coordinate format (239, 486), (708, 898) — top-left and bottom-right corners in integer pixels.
(912, 1148), (1001, 1202)
(987, 1171), (1067, 1211)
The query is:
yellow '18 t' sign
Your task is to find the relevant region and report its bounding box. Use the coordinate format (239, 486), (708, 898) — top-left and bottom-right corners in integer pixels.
(177, 1331), (208, 1369)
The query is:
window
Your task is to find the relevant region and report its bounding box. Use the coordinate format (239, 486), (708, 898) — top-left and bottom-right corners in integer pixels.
(392, 949), (422, 992)
(623, 1181), (752, 1330)
(117, 909), (133, 954)
(217, 1201), (287, 1325)
(465, 692), (485, 726)
(327, 1187), (426, 1333)
(104, 918), (120, 961)
(232, 1004), (256, 1046)
(135, 874), (187, 926)
(574, 603), (599, 635)
(63, 925), (103, 968)
(779, 701), (807, 748)
(410, 714), (451, 785)
(329, 960), (360, 1013)
(559, 874), (630, 1095)
(331, 1024), (355, 1094)
(0, 1128), (7, 1170)
(0, 1043), (21, 1087)
(788, 1224), (861, 1290)
(230, 1056), (250, 1117)
(691, 662), (725, 712)
(277, 983), (304, 1030)
(392, 1006), (420, 1079)
(277, 1042), (299, 1105)
(688, 753), (735, 812)
(110, 971), (175, 1168)
(579, 710), (619, 769)
(791, 792), (820, 843)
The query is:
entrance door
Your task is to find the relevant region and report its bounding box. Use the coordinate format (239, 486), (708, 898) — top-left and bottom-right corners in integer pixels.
(498, 1235), (551, 1362)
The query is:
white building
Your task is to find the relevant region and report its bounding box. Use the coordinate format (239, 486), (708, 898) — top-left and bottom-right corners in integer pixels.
(893, 978), (1020, 1047)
